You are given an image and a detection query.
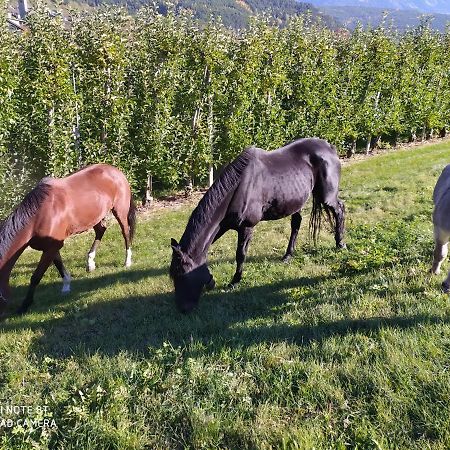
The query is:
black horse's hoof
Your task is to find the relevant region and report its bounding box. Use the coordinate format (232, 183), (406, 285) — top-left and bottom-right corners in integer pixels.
(442, 281), (450, 293)
(337, 242), (347, 250)
(282, 255), (292, 264)
(16, 306), (28, 315)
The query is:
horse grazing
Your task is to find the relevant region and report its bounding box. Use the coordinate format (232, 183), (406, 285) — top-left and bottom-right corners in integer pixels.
(0, 164), (136, 316)
(431, 164), (450, 292)
(170, 138), (346, 313)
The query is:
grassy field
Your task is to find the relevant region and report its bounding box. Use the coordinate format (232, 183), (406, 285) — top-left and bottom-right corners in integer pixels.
(1, 140), (450, 449)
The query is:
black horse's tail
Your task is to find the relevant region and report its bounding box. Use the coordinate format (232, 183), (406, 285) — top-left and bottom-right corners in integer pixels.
(128, 197), (137, 244)
(309, 145), (340, 245)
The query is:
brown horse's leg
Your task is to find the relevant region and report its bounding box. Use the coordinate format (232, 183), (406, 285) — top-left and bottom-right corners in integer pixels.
(282, 212), (302, 263)
(53, 250), (71, 294)
(0, 245), (28, 317)
(87, 221), (107, 272)
(112, 209), (132, 268)
(230, 226), (253, 286)
(17, 245), (62, 315)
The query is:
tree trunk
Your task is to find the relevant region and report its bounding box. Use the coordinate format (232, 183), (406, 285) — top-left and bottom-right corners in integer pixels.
(365, 135), (371, 154)
(184, 178), (193, 198)
(346, 139), (356, 158)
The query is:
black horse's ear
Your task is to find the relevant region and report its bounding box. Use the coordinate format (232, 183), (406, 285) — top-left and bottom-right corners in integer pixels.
(171, 238), (180, 251)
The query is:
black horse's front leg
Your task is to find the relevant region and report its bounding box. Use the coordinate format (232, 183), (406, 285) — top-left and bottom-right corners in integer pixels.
(328, 199), (346, 249)
(282, 212), (302, 263)
(230, 226), (253, 286)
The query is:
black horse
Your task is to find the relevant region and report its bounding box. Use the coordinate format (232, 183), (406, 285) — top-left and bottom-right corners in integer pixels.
(170, 138), (346, 313)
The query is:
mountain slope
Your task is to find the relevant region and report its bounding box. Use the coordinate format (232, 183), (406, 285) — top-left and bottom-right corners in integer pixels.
(319, 4), (450, 32)
(308, 0), (450, 15)
(76, 0), (338, 28)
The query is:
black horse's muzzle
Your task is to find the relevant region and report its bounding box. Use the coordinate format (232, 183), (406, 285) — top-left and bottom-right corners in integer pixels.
(174, 265), (214, 313)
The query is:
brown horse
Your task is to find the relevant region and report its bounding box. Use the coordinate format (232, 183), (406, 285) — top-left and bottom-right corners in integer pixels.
(0, 164), (136, 316)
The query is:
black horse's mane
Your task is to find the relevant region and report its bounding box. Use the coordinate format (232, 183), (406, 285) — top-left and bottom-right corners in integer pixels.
(180, 148), (255, 250)
(0, 181), (51, 259)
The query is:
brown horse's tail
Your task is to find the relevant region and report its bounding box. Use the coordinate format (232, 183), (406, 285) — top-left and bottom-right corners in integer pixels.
(128, 197), (136, 244)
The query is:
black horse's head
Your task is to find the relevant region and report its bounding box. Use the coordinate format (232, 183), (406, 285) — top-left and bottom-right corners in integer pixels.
(170, 238), (214, 313)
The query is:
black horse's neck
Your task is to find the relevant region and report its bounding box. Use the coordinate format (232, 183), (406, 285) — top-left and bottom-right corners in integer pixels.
(180, 189), (234, 263)
(179, 149), (253, 264)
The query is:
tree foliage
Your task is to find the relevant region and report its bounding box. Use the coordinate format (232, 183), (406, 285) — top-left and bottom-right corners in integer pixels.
(0, 7), (449, 201)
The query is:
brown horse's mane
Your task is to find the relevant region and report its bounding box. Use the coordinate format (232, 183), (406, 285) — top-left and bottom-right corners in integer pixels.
(179, 147), (255, 251)
(0, 181), (51, 260)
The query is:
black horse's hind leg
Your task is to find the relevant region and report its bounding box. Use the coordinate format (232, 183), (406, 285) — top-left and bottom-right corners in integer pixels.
(87, 221), (107, 272)
(230, 226), (253, 286)
(18, 245), (62, 314)
(282, 212), (302, 263)
(53, 250), (71, 294)
(327, 199), (346, 249)
(431, 228), (450, 292)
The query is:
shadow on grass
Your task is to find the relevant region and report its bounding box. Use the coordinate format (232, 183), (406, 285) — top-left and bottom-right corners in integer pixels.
(1, 266), (448, 359)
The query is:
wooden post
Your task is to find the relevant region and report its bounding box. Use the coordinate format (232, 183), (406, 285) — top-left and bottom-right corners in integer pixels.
(144, 172), (153, 206)
(18, 0), (28, 19)
(72, 68), (81, 166)
(208, 166), (214, 187)
(365, 135), (371, 154)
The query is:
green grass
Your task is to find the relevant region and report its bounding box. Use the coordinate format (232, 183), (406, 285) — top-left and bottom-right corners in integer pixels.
(1, 141), (450, 449)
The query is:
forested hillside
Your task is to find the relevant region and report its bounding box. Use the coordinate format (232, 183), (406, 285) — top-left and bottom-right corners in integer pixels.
(62, 0), (338, 28)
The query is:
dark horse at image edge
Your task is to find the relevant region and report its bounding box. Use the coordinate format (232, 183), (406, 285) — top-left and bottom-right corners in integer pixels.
(170, 138), (346, 313)
(0, 164), (136, 317)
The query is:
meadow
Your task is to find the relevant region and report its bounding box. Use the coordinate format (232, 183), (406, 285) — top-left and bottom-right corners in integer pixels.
(1, 139), (450, 449)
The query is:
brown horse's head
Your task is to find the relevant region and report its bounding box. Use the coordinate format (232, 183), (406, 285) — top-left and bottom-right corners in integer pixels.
(170, 238), (214, 313)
